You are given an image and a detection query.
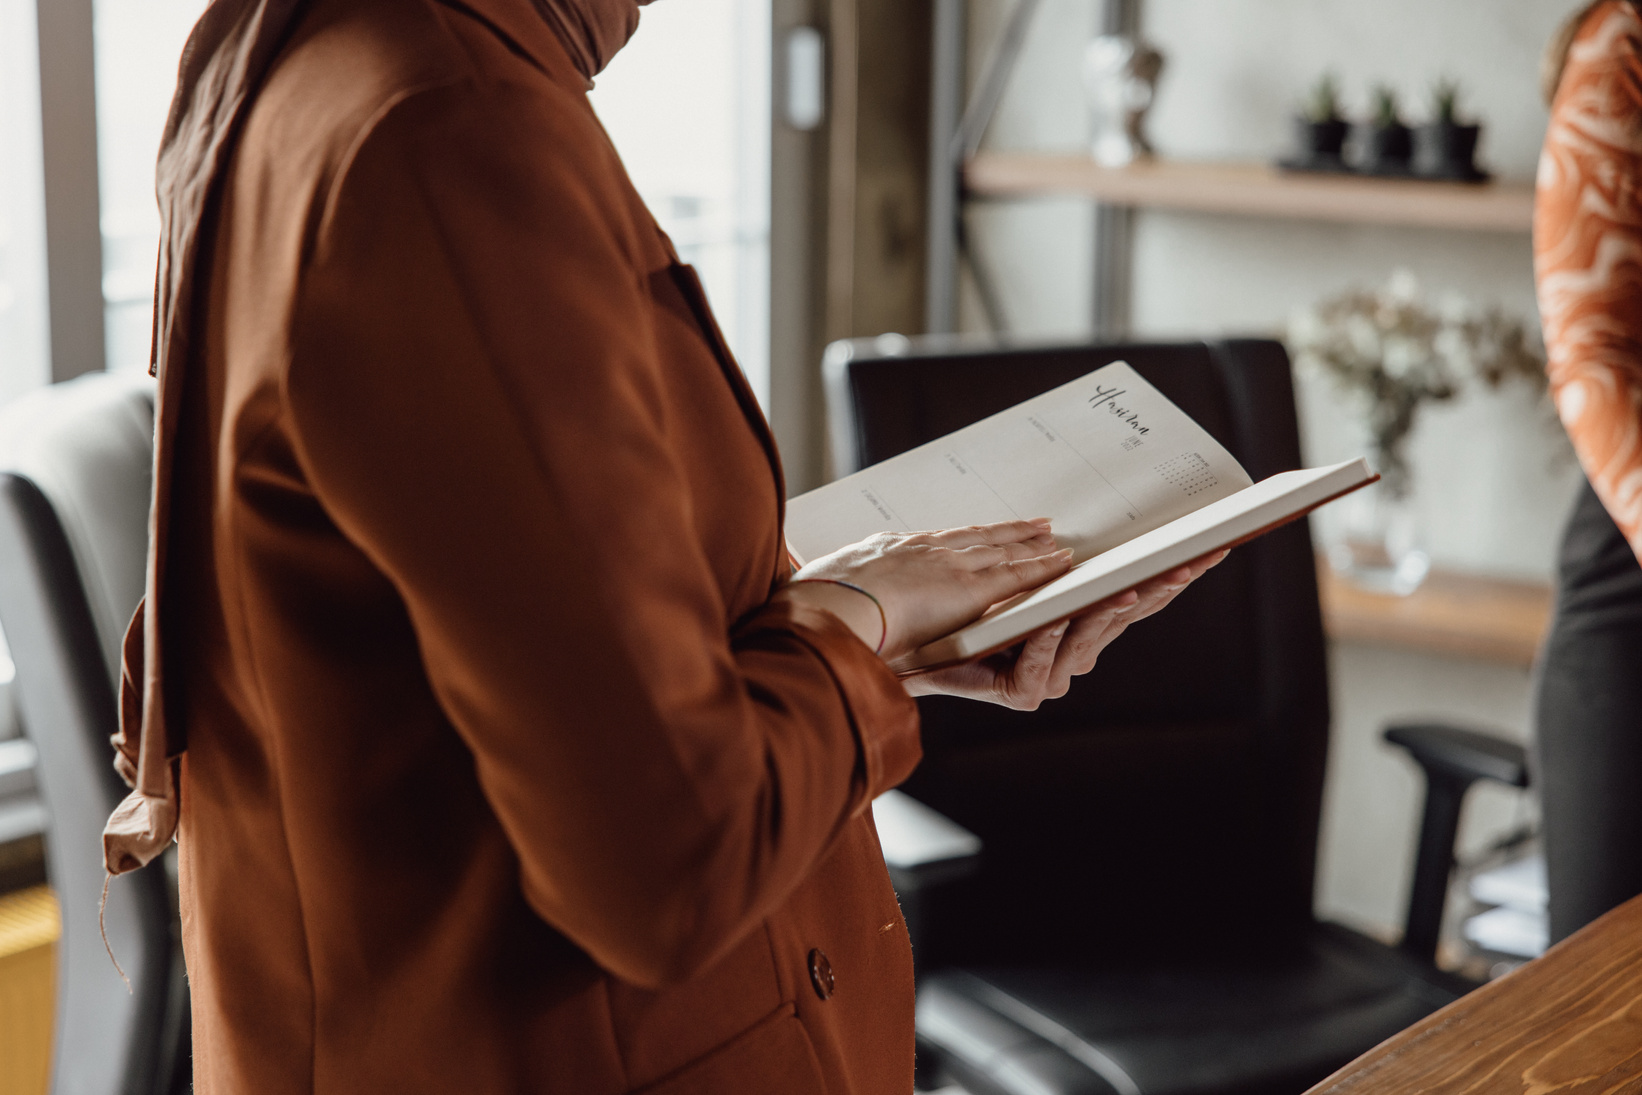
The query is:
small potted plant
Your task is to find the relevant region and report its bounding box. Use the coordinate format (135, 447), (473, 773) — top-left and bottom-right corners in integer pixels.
(1414, 78), (1486, 181)
(1288, 72), (1348, 170)
(1357, 85), (1413, 174)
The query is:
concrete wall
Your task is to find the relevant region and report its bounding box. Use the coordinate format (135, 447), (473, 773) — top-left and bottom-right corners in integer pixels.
(965, 0), (1578, 938)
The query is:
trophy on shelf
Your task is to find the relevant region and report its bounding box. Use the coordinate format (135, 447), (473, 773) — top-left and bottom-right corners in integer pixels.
(1083, 34), (1164, 168)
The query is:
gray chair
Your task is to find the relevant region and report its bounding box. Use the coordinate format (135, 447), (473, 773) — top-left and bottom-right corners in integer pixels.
(0, 372), (187, 1095)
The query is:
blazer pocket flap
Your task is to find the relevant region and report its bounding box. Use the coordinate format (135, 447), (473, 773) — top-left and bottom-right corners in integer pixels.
(633, 1004), (827, 1095)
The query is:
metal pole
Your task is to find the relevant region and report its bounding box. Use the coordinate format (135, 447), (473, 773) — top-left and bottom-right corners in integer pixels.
(35, 0), (106, 380)
(954, 0), (1040, 163)
(948, 0), (1041, 336)
(923, 0), (965, 334)
(1100, 0), (1136, 35)
(769, 0), (830, 492)
(1092, 0), (1138, 341)
(1091, 204), (1133, 340)
(1400, 772), (1469, 964)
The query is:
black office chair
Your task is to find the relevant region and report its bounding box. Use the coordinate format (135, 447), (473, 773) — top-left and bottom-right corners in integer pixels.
(830, 337), (1527, 1095)
(0, 372), (189, 1095)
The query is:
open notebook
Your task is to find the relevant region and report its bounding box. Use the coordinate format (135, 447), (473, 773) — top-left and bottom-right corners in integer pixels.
(786, 361), (1374, 673)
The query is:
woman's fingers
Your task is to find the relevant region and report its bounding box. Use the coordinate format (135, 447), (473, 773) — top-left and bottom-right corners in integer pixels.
(792, 523), (1068, 658)
(996, 620), (1067, 708)
(1120, 555), (1219, 622)
(997, 534), (1060, 560)
(1037, 591), (1133, 688)
(1042, 549), (1230, 683)
(925, 519), (1056, 550)
(795, 523), (1219, 663)
(905, 546), (1234, 707)
(1166, 549), (1227, 586)
(947, 534), (1059, 567)
(997, 548), (1075, 590)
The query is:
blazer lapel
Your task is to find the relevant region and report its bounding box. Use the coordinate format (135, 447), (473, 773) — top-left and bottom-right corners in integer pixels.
(666, 262), (789, 553)
(431, 0), (791, 573)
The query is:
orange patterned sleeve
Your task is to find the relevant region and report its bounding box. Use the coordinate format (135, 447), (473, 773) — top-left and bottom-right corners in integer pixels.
(1536, 0), (1642, 563)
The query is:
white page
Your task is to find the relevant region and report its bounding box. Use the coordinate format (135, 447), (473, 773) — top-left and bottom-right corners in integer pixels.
(786, 362), (1254, 566)
(892, 459), (1375, 672)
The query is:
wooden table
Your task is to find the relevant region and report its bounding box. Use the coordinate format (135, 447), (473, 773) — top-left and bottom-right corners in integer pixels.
(1316, 562), (1553, 668)
(1307, 894), (1642, 1094)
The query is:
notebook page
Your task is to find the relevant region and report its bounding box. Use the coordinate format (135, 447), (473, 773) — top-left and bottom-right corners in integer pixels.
(892, 459), (1374, 671)
(786, 362), (1253, 566)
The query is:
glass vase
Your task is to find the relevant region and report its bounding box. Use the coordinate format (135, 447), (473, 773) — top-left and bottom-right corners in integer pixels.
(1320, 478), (1430, 596)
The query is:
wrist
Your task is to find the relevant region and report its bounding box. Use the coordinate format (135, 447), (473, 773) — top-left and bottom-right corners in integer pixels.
(777, 579), (888, 655)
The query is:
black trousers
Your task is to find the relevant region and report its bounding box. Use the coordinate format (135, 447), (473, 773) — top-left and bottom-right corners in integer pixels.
(1535, 479), (1642, 943)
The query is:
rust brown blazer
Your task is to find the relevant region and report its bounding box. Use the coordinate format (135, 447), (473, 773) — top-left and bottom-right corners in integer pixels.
(143, 0), (924, 1090)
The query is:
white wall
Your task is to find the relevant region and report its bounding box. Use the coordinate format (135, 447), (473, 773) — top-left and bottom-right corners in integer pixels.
(967, 0), (1584, 580)
(966, 0), (1575, 939)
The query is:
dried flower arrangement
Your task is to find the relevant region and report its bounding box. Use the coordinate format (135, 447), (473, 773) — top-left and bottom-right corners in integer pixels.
(1287, 271), (1543, 498)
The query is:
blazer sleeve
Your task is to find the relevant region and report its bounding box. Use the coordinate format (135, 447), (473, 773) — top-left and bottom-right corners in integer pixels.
(1536, 0), (1642, 563)
(284, 79), (920, 989)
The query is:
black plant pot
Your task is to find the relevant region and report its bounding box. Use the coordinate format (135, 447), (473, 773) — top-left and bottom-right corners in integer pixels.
(1288, 117), (1349, 170)
(1414, 122), (1486, 181)
(1357, 122), (1413, 175)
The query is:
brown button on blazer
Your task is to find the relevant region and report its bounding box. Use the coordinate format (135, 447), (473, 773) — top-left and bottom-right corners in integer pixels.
(149, 0), (923, 1090)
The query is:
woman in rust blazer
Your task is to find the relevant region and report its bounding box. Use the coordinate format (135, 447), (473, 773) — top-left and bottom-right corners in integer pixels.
(101, 0), (1214, 1091)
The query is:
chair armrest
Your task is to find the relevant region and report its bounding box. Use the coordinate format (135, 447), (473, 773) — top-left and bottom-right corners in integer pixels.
(1382, 722), (1530, 965)
(871, 789), (982, 892)
(1383, 723), (1529, 790)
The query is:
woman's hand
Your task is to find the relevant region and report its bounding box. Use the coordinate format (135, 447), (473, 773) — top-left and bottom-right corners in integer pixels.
(904, 549), (1229, 710)
(774, 520), (1072, 661)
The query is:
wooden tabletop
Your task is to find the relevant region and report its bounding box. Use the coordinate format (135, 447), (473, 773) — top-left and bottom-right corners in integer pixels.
(964, 154), (1536, 234)
(1316, 563), (1553, 668)
(1308, 894), (1642, 1094)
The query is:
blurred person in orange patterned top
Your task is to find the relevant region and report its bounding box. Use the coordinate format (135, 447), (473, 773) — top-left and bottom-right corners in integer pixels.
(1534, 0), (1642, 944)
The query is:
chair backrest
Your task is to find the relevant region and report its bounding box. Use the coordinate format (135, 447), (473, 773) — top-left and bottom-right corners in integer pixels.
(0, 372), (183, 1095)
(828, 338), (1331, 964)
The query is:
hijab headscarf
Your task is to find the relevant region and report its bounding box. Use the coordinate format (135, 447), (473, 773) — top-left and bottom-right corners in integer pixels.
(532, 0), (648, 86)
(103, 0), (647, 875)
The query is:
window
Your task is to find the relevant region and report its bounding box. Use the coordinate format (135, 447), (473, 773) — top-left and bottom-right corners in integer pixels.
(7, 0), (772, 394)
(590, 0), (772, 405)
(0, 0), (51, 402)
(94, 0), (205, 375)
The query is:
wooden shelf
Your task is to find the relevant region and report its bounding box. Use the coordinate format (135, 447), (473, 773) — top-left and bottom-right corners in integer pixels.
(1317, 561), (1552, 667)
(964, 154), (1535, 234)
